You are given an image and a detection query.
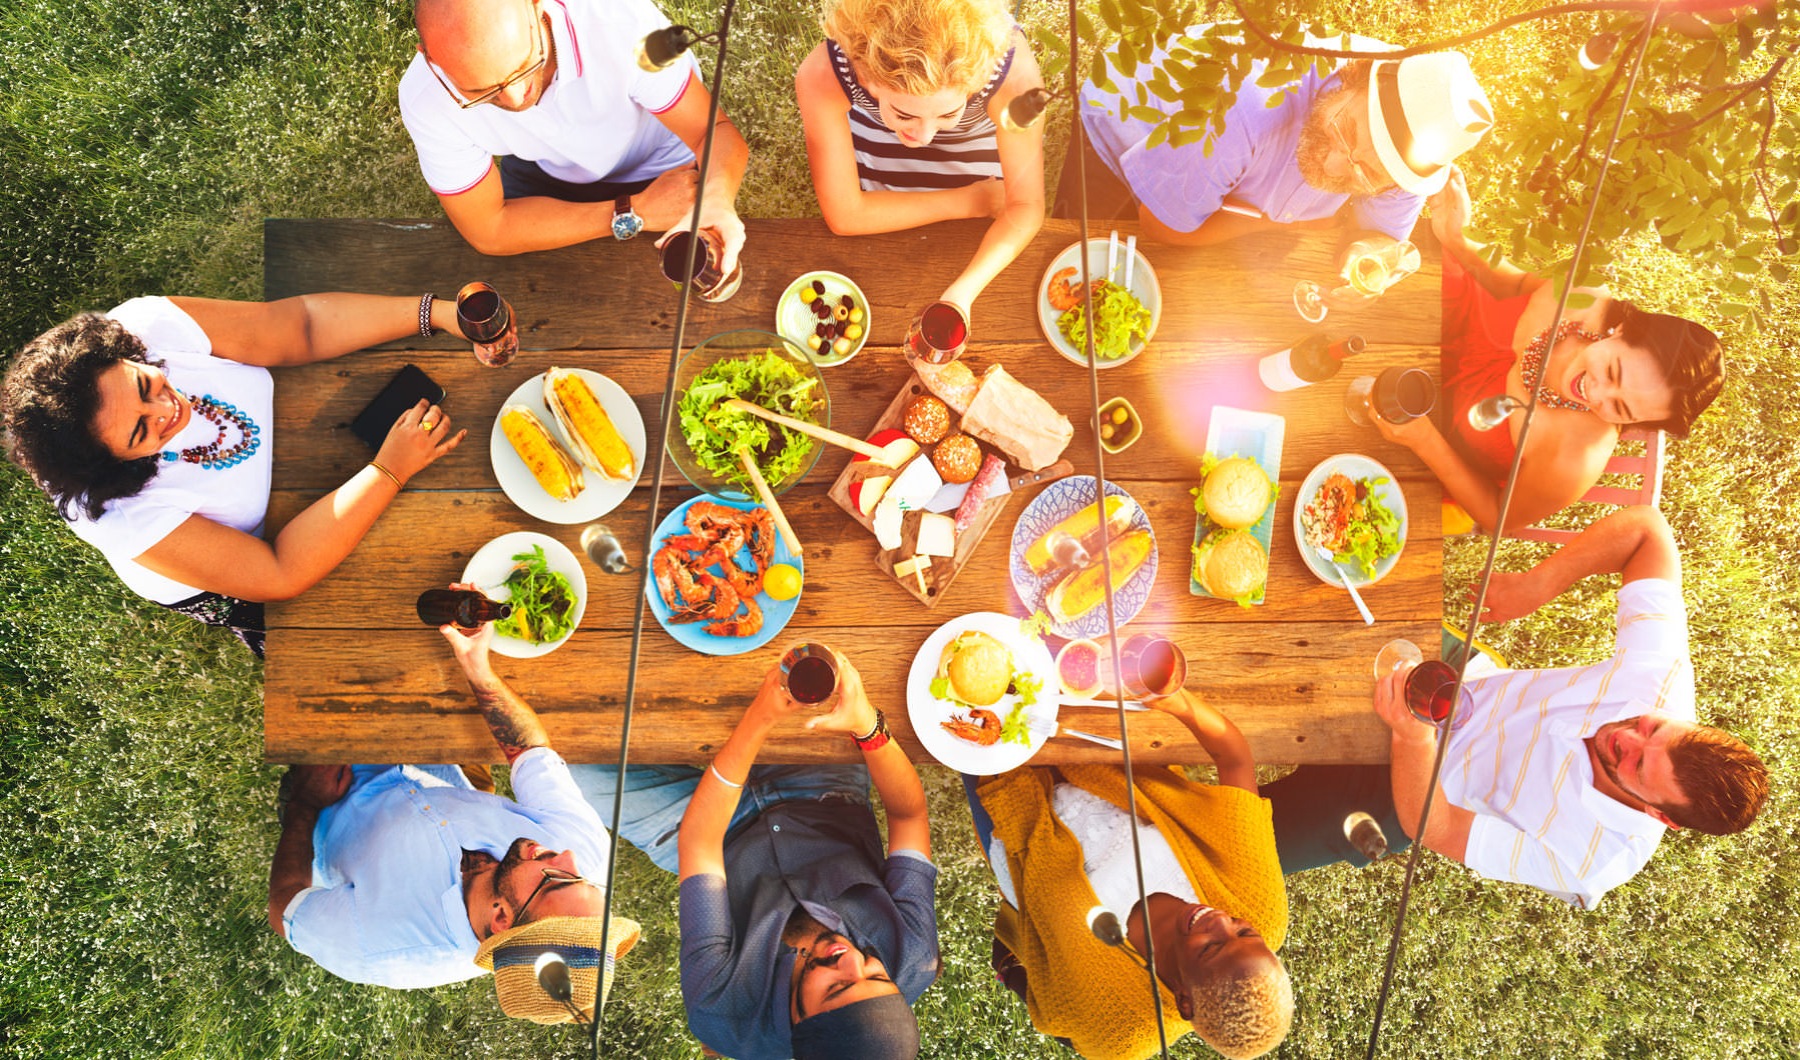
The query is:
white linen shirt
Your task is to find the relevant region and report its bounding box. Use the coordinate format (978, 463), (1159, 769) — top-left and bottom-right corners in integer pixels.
(988, 783), (1199, 915)
(1443, 579), (1694, 909)
(398, 0), (698, 195)
(65, 297), (274, 604)
(282, 749), (613, 989)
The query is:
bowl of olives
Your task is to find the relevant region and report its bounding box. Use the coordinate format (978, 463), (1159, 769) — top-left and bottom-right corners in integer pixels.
(1093, 396), (1143, 455)
(775, 271), (869, 366)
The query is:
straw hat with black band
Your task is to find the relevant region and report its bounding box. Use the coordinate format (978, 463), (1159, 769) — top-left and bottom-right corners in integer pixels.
(1366, 52), (1494, 196)
(475, 914), (642, 1024)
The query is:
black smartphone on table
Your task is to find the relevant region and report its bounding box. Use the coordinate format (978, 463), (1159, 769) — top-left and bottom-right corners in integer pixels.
(351, 364), (446, 450)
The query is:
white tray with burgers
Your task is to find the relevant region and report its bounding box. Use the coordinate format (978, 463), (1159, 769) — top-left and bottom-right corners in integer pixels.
(1190, 407), (1284, 607)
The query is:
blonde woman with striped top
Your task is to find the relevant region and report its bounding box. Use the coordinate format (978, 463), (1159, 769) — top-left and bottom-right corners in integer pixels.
(795, 0), (1044, 312)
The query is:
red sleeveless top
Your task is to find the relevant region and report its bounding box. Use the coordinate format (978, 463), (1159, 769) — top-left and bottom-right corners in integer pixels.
(1442, 257), (1533, 483)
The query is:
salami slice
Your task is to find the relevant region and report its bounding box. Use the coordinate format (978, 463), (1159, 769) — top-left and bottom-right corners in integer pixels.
(953, 454), (1007, 535)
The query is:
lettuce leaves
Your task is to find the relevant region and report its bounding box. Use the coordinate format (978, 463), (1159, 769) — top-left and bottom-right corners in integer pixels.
(1057, 280), (1151, 360)
(678, 350), (819, 492)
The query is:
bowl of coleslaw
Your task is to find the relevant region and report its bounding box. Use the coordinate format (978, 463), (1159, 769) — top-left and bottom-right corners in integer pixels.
(1293, 454), (1408, 587)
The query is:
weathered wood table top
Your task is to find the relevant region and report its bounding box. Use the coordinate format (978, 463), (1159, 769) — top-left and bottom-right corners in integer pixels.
(263, 217), (1441, 766)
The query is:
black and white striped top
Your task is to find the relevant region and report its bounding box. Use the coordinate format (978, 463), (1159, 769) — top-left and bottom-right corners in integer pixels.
(826, 35), (1016, 192)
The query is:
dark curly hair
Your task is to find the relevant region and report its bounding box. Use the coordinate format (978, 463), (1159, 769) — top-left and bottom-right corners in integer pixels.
(1598, 299), (1724, 438)
(2, 313), (163, 521)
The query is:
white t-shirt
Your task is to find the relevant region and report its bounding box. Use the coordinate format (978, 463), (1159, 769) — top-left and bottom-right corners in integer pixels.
(64, 297), (274, 604)
(988, 783), (1199, 915)
(398, 0), (699, 195)
(1445, 578), (1694, 909)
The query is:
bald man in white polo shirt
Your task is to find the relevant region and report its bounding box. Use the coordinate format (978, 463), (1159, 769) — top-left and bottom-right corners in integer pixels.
(400, 0), (747, 265)
(1376, 506), (1768, 909)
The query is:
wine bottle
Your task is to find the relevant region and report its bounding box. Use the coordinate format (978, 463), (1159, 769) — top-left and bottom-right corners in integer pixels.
(416, 588), (513, 629)
(1258, 334), (1365, 392)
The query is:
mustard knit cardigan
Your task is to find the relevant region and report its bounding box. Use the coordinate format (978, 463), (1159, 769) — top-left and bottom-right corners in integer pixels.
(979, 765), (1288, 1060)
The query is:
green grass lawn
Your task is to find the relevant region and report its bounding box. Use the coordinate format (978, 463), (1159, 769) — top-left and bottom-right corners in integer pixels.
(3, 1), (1798, 1057)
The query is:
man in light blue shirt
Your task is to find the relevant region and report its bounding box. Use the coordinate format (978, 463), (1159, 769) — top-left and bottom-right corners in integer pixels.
(1060, 37), (1492, 246)
(268, 619), (615, 992)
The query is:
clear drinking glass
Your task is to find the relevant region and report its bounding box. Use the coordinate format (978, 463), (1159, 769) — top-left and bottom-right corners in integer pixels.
(1374, 638), (1424, 680)
(780, 642), (842, 713)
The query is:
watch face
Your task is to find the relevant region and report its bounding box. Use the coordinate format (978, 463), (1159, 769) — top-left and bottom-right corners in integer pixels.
(612, 211), (643, 240)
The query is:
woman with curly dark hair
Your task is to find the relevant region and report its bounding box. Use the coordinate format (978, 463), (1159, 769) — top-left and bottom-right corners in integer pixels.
(1374, 168), (1725, 534)
(3, 293), (472, 655)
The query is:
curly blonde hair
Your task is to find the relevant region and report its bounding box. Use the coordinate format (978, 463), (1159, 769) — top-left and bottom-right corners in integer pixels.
(1186, 960), (1295, 1060)
(822, 0), (1012, 97)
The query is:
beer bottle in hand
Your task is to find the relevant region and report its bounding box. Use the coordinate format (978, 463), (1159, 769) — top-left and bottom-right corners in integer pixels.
(416, 588), (513, 629)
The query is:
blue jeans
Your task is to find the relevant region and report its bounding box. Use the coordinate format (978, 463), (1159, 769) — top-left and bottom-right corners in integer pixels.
(572, 764), (871, 874)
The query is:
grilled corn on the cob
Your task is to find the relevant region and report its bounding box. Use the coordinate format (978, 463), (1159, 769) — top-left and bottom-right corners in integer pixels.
(543, 367), (636, 481)
(502, 404), (584, 501)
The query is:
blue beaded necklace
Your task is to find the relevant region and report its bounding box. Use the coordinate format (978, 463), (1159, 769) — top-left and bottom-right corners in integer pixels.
(161, 394), (261, 469)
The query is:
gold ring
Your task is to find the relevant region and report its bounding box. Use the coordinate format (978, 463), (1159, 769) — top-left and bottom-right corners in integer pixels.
(420, 419), (437, 431)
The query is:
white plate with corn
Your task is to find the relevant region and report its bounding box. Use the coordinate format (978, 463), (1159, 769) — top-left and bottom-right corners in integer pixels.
(490, 367), (646, 524)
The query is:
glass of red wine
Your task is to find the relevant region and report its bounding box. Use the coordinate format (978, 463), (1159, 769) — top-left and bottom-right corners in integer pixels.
(905, 301), (968, 364)
(1404, 660), (1461, 724)
(780, 643), (842, 713)
(1119, 634), (1186, 701)
(456, 281), (520, 367)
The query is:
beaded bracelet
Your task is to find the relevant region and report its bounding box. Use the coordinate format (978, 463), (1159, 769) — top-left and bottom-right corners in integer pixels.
(853, 709), (891, 753)
(418, 293), (437, 337)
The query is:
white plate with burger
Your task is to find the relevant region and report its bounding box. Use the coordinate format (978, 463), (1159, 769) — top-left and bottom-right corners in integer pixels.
(489, 367), (646, 524)
(906, 611), (1058, 776)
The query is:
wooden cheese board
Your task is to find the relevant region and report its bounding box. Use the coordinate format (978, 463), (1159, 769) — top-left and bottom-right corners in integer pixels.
(827, 370), (1070, 606)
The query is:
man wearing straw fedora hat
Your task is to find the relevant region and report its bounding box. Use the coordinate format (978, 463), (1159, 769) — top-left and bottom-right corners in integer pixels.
(268, 616), (629, 1007)
(1056, 28), (1493, 246)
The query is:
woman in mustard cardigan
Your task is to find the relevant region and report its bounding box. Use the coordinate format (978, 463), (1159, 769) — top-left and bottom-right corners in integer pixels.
(973, 687), (1292, 1060)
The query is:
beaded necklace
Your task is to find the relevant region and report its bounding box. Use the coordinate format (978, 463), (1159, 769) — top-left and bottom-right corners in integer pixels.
(161, 394), (261, 469)
(1518, 320), (1605, 412)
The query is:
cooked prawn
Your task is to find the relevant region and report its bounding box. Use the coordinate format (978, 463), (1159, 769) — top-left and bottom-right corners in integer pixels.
(706, 593), (762, 638)
(1046, 267), (1107, 312)
(941, 708), (1003, 746)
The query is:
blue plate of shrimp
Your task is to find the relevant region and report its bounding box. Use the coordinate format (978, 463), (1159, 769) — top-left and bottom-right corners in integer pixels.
(644, 495), (802, 656)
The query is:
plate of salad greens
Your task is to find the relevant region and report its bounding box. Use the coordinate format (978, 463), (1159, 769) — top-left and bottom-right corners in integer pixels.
(673, 329), (830, 500)
(1037, 238), (1161, 368)
(904, 611), (1057, 776)
(461, 532), (587, 658)
(1293, 455), (1408, 588)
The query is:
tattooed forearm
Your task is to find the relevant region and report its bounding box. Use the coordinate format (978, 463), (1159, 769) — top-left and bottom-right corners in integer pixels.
(470, 676), (550, 763)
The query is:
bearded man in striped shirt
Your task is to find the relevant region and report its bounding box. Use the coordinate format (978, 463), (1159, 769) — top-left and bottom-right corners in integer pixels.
(1374, 505), (1767, 909)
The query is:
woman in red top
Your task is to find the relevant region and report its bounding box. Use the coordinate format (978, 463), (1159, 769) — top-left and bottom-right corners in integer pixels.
(1376, 168), (1723, 533)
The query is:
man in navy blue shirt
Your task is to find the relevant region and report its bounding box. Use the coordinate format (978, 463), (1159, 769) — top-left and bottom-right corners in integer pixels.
(579, 657), (937, 1059)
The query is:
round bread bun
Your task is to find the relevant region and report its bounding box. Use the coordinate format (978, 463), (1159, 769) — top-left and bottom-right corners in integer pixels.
(1202, 456), (1274, 529)
(938, 630), (1013, 707)
(932, 434), (982, 484)
(1192, 529), (1268, 601)
(903, 395), (951, 445)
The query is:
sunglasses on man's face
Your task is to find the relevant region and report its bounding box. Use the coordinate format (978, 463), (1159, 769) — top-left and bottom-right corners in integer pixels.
(514, 866), (589, 923)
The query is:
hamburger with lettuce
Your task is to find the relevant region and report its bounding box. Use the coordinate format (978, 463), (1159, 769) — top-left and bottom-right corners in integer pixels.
(1191, 529), (1268, 606)
(1195, 455), (1275, 530)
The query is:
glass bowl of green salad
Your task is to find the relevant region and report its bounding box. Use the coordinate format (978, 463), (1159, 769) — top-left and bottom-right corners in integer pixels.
(671, 329), (831, 500)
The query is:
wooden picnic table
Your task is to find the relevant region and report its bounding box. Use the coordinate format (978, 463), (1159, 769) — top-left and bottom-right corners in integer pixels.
(263, 217), (1442, 766)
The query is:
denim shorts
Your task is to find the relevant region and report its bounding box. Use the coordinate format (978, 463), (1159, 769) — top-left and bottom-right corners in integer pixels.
(571, 763), (871, 874)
